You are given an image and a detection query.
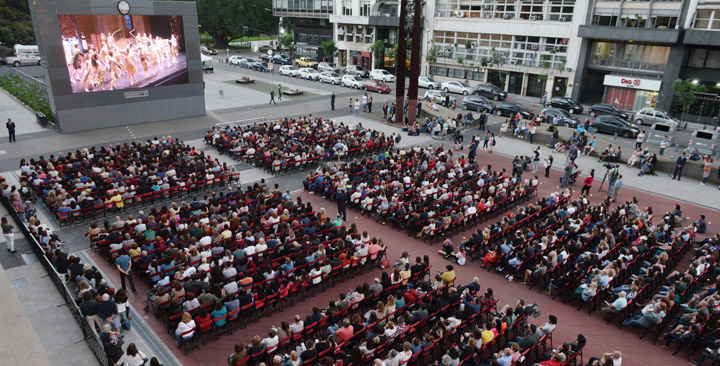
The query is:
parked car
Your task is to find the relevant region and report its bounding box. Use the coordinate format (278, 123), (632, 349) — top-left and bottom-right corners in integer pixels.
(273, 54), (291, 65)
(462, 95), (495, 113)
(201, 46), (217, 55)
(549, 97), (583, 114)
(369, 69), (395, 82)
(241, 58), (257, 69)
(424, 90), (456, 107)
(228, 55), (244, 66)
(588, 103), (629, 120)
(589, 116), (640, 138)
(442, 81), (474, 95)
(494, 102), (535, 119)
(345, 65), (369, 78)
(317, 62), (339, 73)
(541, 108), (579, 128)
(319, 71), (342, 85)
(298, 68), (321, 80)
(253, 61), (270, 72)
(363, 80), (391, 93)
(633, 108), (679, 126)
(279, 65), (299, 77)
(473, 83), (507, 101)
(295, 56), (318, 68)
(418, 76), (441, 89)
(260, 53), (273, 62)
(258, 45), (273, 53)
(341, 74), (364, 89)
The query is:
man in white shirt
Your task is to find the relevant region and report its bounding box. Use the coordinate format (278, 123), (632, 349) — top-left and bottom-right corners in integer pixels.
(601, 291), (627, 321)
(289, 315), (304, 334)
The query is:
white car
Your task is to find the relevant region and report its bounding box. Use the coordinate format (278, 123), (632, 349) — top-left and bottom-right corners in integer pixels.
(341, 75), (364, 89)
(298, 68), (321, 80)
(317, 62), (339, 73)
(424, 90), (456, 106)
(370, 69), (395, 82)
(634, 108), (679, 126)
(319, 71), (342, 85)
(419, 76), (441, 89)
(228, 55), (244, 66)
(442, 81), (474, 95)
(279, 65), (299, 77)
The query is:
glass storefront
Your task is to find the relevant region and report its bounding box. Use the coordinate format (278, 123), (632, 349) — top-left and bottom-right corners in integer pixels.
(604, 87), (657, 111)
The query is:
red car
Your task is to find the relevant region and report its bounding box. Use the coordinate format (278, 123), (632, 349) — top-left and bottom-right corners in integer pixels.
(363, 80), (391, 94)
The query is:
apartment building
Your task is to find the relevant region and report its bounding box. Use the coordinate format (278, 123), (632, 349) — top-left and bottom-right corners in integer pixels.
(272, 0), (334, 59)
(574, 0), (720, 124)
(424, 0), (587, 99)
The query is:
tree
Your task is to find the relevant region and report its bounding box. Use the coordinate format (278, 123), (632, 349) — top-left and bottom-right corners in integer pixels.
(321, 39), (336, 60)
(0, 0), (36, 46)
(672, 80), (707, 122)
(425, 45), (438, 63)
(279, 33), (293, 49)
(371, 40), (385, 68)
(195, 0), (277, 47)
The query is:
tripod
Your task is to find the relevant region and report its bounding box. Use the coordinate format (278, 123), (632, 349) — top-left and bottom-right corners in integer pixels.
(599, 167), (618, 192)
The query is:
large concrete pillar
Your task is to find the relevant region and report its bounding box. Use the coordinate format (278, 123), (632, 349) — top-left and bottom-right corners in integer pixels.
(656, 43), (685, 112)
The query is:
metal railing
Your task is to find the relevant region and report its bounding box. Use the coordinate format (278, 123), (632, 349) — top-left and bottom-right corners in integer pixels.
(215, 116), (268, 128)
(5, 68), (47, 92)
(0, 193), (110, 366)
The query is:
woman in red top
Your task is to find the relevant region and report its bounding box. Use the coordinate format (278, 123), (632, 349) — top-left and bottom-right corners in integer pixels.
(580, 169), (594, 196)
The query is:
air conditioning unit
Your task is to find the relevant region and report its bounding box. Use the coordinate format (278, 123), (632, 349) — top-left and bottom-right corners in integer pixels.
(471, 42), (477, 48)
(445, 46), (454, 53)
(529, 44), (539, 50)
(457, 11), (466, 17)
(510, 59), (516, 65)
(529, 16), (537, 21)
(437, 51), (445, 58)
(559, 16), (567, 22)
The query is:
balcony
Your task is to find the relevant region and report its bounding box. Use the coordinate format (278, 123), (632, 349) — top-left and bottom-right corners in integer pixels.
(578, 25), (680, 43)
(588, 58), (666, 74)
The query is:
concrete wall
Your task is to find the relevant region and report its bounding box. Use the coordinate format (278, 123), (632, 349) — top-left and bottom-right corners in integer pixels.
(28, 0), (205, 133)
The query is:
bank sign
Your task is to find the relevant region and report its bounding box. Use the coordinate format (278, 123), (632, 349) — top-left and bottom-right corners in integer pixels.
(603, 75), (662, 92)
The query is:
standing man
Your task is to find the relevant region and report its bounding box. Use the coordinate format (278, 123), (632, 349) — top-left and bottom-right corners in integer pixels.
(417, 101), (422, 117)
(544, 153), (553, 178)
(612, 175), (623, 202)
(383, 101), (389, 119)
(115, 250), (137, 294)
(269, 89), (276, 104)
(635, 130), (645, 149)
(362, 93), (368, 112)
(353, 99), (360, 117)
(444, 94), (450, 108)
(607, 167), (618, 198)
(541, 92), (548, 108)
(6, 118), (16, 143)
(547, 126), (559, 148)
(336, 189), (348, 221)
(368, 96), (373, 113)
(349, 98), (353, 113)
(479, 111), (487, 131)
(330, 92), (336, 111)
(532, 146), (540, 173)
(659, 136), (669, 155)
(672, 152), (687, 181)
(277, 84), (283, 101)
(561, 162), (573, 188)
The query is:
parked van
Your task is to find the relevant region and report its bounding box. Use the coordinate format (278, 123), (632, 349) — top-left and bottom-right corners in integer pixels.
(646, 122), (678, 145)
(688, 129), (720, 155)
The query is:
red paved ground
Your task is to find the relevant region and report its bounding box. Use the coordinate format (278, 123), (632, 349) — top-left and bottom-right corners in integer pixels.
(91, 148), (718, 366)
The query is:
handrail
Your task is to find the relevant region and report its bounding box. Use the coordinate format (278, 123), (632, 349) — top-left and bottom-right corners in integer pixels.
(216, 116), (268, 128)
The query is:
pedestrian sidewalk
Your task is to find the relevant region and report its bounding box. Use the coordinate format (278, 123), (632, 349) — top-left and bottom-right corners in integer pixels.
(487, 132), (720, 211)
(0, 87), (49, 140)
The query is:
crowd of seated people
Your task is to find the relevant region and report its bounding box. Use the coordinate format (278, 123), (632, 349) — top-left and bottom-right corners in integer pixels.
(303, 145), (538, 242)
(19, 137), (229, 219)
(223, 255), (567, 366)
(206, 117), (397, 174)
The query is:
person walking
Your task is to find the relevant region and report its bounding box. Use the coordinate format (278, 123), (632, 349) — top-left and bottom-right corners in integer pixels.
(382, 101), (388, 119)
(659, 136), (669, 155)
(336, 189), (348, 221)
(479, 111), (487, 131)
(672, 152), (687, 181)
(6, 118), (16, 143)
(612, 175), (623, 202)
(635, 131), (645, 149)
(353, 99), (360, 117)
(368, 96), (373, 113)
(277, 84), (283, 101)
(541, 92), (548, 108)
(482, 130), (490, 150)
(468, 141), (478, 164)
(532, 146), (540, 173)
(331, 92), (336, 110)
(561, 162), (573, 188)
(349, 98), (353, 113)
(529, 122), (537, 144)
(362, 93), (368, 112)
(548, 126), (559, 148)
(269, 89), (276, 104)
(581, 169), (594, 196)
(488, 133), (496, 153)
(701, 157), (713, 185)
(1, 217), (15, 253)
(544, 154), (553, 178)
(115, 250), (137, 294)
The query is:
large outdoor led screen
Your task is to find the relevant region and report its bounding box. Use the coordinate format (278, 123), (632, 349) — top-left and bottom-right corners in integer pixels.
(57, 14), (188, 93)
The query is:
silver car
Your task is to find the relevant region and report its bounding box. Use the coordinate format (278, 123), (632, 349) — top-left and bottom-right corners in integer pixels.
(317, 62), (339, 73)
(441, 81), (474, 95)
(298, 68), (320, 80)
(424, 90), (456, 107)
(228, 55), (245, 66)
(419, 76), (441, 89)
(279, 65), (299, 77)
(633, 108), (679, 126)
(319, 71), (342, 85)
(341, 75), (364, 89)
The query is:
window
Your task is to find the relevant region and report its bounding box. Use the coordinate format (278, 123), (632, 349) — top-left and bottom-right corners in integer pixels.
(360, 0), (370, 16)
(707, 50), (720, 69)
(343, 0), (352, 15)
(694, 9), (712, 29)
(688, 48), (708, 68)
(593, 15), (618, 26)
(431, 66), (449, 77)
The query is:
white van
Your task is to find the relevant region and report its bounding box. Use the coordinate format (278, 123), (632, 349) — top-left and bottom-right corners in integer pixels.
(646, 122), (677, 145)
(688, 129), (720, 155)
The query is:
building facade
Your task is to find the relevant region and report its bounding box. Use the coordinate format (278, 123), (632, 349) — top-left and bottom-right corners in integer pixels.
(574, 0), (720, 125)
(272, 0), (334, 59)
(424, 0), (587, 99)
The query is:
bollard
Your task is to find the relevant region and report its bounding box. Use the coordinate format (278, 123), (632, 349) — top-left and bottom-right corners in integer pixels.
(613, 132), (618, 141)
(675, 144), (680, 152)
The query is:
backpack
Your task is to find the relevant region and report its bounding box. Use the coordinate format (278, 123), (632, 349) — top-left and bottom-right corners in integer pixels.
(610, 169), (619, 181)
